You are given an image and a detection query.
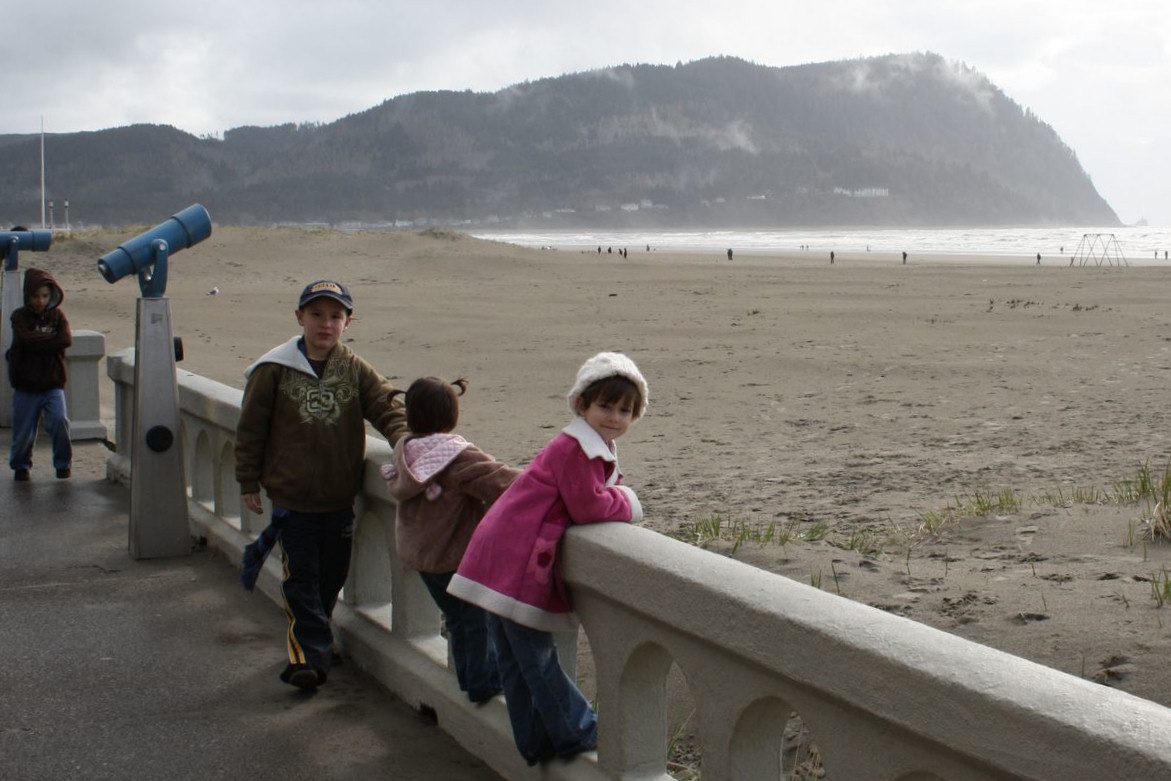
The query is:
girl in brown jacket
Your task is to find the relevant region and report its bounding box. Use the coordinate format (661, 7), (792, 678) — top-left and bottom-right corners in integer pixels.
(381, 377), (519, 702)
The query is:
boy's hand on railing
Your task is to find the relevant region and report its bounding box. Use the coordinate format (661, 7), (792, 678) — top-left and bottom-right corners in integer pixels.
(242, 493), (264, 515)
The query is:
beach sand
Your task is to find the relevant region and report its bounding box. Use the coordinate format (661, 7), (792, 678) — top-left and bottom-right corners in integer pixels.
(32, 226), (1171, 710)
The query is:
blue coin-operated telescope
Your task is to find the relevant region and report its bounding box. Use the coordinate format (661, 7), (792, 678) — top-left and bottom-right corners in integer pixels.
(99, 204), (212, 559)
(2, 228), (52, 271)
(97, 203), (211, 297)
(0, 228), (55, 428)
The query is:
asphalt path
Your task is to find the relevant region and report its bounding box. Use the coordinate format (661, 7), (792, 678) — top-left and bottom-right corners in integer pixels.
(0, 441), (501, 781)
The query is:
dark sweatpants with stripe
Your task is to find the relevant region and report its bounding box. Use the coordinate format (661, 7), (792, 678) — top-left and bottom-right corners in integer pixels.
(275, 506), (355, 679)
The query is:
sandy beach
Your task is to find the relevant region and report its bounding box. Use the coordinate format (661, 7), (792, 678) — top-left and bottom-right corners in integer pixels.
(30, 226), (1171, 711)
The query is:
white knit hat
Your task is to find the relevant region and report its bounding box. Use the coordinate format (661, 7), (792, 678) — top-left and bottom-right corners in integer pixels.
(567, 352), (649, 418)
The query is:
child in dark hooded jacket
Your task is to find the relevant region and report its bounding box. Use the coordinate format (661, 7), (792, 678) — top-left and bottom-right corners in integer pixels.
(381, 376), (520, 703)
(7, 267), (72, 481)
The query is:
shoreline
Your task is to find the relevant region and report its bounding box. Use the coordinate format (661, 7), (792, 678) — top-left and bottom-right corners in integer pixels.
(539, 244), (1103, 266)
(474, 224), (1171, 261)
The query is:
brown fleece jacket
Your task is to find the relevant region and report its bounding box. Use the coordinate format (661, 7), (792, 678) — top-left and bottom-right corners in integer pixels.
(384, 435), (520, 573)
(7, 267), (71, 392)
(235, 337), (407, 513)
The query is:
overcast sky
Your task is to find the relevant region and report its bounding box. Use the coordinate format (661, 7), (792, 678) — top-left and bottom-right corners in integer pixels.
(7, 1), (1169, 226)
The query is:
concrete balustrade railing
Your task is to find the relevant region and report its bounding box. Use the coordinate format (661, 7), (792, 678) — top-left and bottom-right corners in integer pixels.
(65, 330), (108, 441)
(105, 348), (1171, 781)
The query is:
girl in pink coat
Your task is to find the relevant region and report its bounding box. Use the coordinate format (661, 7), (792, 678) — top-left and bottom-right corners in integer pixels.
(448, 352), (647, 765)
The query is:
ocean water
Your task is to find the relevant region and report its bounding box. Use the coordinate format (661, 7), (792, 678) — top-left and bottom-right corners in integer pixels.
(474, 226), (1171, 264)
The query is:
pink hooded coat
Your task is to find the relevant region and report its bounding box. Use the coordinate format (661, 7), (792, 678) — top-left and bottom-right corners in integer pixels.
(447, 416), (643, 632)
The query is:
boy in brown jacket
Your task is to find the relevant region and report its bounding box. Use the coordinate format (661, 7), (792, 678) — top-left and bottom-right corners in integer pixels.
(235, 279), (407, 689)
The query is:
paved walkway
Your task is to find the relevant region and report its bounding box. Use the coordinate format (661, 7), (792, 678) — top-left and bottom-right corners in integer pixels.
(1, 440), (502, 781)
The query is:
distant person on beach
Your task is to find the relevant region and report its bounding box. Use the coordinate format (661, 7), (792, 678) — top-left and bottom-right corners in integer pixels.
(7, 267), (72, 482)
(727, 248), (733, 261)
(830, 251), (835, 264)
(381, 377), (520, 704)
(235, 279), (407, 690)
(1037, 253), (1042, 265)
(902, 251), (908, 264)
(448, 352), (648, 766)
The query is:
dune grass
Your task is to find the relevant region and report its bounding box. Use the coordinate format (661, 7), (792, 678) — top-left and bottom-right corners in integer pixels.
(672, 514), (802, 555)
(675, 460), (1171, 564)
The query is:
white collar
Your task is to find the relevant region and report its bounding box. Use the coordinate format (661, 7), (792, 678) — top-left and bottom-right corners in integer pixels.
(243, 335), (316, 379)
(562, 416), (617, 462)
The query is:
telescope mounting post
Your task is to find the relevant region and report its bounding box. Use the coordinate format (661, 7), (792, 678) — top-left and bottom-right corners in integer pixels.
(97, 204), (211, 559)
(128, 239), (189, 558)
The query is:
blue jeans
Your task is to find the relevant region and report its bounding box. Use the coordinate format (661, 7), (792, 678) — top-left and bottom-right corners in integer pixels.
(275, 506), (354, 682)
(489, 615), (598, 765)
(9, 388), (71, 472)
(419, 571), (501, 702)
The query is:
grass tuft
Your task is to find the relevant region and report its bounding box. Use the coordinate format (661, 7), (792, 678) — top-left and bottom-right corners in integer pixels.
(1148, 503), (1171, 543)
(1152, 569), (1171, 608)
(674, 514), (801, 554)
(916, 461), (1171, 546)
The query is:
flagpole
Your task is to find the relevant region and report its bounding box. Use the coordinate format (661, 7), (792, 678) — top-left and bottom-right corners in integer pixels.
(40, 117), (46, 229)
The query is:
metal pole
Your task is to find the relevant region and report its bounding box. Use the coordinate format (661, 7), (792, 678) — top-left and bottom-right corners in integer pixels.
(40, 118), (46, 230)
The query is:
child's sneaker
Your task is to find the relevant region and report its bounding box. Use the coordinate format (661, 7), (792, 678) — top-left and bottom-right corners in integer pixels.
(281, 663), (321, 690)
(14, 469), (29, 482)
(468, 685), (503, 704)
(56, 468), (71, 479)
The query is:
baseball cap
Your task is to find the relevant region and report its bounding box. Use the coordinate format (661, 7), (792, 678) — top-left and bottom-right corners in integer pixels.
(298, 279), (353, 312)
